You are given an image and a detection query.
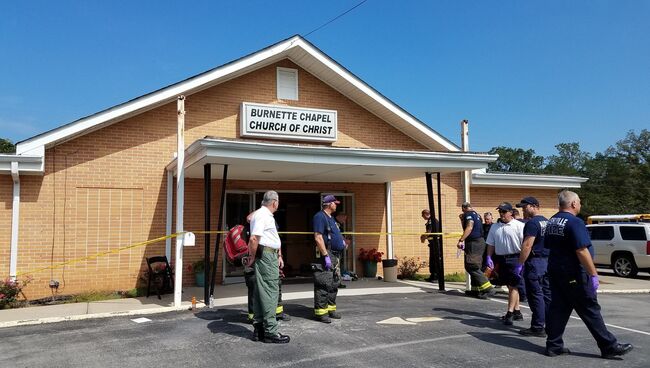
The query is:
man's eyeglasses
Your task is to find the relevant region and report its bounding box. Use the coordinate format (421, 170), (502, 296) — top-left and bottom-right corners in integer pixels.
(498, 210), (509, 214)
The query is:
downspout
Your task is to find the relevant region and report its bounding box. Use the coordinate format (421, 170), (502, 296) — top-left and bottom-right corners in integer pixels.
(461, 120), (471, 202)
(10, 162), (20, 280)
(460, 120), (471, 291)
(385, 182), (394, 260)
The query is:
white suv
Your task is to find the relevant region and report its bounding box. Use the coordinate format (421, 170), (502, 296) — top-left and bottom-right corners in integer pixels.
(587, 223), (650, 278)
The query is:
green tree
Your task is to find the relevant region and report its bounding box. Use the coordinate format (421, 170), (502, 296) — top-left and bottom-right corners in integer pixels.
(487, 146), (544, 173)
(578, 129), (650, 217)
(0, 138), (15, 153)
(544, 142), (591, 176)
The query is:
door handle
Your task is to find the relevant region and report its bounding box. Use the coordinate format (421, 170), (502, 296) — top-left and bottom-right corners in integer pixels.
(607, 243), (615, 247)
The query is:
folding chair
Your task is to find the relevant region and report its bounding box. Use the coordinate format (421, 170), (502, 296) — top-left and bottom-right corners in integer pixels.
(146, 256), (174, 299)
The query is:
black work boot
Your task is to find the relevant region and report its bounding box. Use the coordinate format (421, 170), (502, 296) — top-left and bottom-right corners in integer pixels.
(252, 323), (264, 342)
(263, 333), (290, 344)
(328, 311), (341, 319)
(276, 312), (291, 321)
(315, 314), (331, 324)
(545, 347), (571, 357)
(601, 343), (633, 359)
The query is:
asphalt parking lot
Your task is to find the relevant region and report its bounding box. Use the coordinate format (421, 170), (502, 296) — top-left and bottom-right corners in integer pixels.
(1, 286), (648, 368)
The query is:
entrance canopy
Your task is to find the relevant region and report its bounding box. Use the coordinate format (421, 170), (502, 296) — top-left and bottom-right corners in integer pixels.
(166, 138), (497, 183)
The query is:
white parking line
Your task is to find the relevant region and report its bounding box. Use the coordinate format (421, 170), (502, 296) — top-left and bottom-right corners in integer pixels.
(486, 296), (650, 336)
(270, 334), (470, 367)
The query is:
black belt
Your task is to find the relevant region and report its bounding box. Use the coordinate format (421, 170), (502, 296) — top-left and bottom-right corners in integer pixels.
(261, 245), (279, 254)
(502, 254), (520, 259)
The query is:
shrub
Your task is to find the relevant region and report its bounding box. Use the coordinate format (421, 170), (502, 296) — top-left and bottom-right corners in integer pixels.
(397, 256), (425, 279)
(0, 277), (31, 309)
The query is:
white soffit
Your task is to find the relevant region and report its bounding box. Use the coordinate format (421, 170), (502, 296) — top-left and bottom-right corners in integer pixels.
(16, 35), (457, 156)
(166, 139), (496, 183)
(471, 170), (588, 189)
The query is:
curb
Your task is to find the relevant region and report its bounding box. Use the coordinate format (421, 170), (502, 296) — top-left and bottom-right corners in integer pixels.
(0, 285), (425, 329)
(0, 304), (198, 329)
(1, 282), (647, 329)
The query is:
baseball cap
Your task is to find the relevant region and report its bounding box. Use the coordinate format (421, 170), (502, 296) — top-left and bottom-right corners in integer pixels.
(516, 196), (540, 208)
(322, 194), (340, 204)
(496, 202), (513, 212)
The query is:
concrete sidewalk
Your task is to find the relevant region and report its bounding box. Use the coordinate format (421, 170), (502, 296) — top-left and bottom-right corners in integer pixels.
(1, 271), (647, 329)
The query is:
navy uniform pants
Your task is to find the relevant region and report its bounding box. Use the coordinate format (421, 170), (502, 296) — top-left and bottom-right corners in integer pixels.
(546, 270), (617, 352)
(523, 257), (550, 329)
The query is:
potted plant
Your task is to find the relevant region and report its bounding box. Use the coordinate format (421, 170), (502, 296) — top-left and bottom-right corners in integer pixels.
(189, 259), (207, 287)
(357, 248), (383, 278)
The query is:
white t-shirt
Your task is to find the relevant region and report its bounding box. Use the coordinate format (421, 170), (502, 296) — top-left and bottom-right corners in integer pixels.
(486, 219), (525, 255)
(250, 205), (281, 249)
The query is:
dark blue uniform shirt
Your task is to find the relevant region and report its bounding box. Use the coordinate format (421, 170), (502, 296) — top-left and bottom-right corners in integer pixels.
(544, 211), (593, 274)
(462, 211), (483, 240)
(313, 211), (346, 251)
(524, 215), (549, 257)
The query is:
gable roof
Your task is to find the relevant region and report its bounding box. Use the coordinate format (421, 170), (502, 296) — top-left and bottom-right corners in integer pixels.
(16, 35), (458, 156)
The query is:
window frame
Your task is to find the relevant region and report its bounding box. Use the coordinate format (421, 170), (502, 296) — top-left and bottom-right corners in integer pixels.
(276, 67), (299, 101)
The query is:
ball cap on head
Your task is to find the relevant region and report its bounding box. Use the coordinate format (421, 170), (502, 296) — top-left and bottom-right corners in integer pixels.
(496, 202), (514, 212)
(516, 196), (539, 208)
(322, 194), (340, 204)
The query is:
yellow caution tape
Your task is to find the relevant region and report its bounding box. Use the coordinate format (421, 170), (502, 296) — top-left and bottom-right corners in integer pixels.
(13, 230), (462, 277)
(15, 232), (184, 277)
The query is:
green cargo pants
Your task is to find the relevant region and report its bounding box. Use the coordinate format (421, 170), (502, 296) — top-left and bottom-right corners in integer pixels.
(253, 247), (280, 336)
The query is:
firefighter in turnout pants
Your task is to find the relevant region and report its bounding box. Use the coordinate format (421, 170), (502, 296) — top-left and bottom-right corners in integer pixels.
(313, 194), (347, 323)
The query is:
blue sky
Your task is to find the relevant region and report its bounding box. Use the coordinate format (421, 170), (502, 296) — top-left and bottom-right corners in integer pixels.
(1, 1), (648, 156)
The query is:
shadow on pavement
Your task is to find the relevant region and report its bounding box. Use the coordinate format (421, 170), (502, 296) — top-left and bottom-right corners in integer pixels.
(194, 308), (252, 339)
(467, 331), (545, 355)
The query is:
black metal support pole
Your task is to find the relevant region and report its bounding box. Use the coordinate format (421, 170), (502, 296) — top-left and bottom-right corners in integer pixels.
(436, 172), (445, 291)
(209, 164), (228, 299)
(425, 173), (439, 287)
(203, 164), (211, 304)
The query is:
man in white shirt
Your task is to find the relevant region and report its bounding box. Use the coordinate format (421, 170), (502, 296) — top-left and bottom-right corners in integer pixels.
(486, 202), (525, 325)
(246, 191), (289, 344)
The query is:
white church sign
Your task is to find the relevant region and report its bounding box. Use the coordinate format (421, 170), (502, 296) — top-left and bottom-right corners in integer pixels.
(241, 102), (337, 142)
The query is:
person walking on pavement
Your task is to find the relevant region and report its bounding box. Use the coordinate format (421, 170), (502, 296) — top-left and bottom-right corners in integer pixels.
(313, 194), (347, 323)
(544, 190), (632, 358)
(246, 191), (290, 344)
(515, 197), (550, 337)
(420, 209), (439, 282)
(486, 202), (525, 325)
(457, 202), (495, 299)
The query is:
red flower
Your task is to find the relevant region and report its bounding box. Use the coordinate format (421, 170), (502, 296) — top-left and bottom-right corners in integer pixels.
(357, 248), (384, 263)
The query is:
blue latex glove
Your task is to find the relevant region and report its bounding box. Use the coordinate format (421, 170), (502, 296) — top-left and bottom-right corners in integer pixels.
(590, 275), (599, 293)
(486, 255), (494, 269)
(324, 255), (332, 270)
(514, 263), (523, 276)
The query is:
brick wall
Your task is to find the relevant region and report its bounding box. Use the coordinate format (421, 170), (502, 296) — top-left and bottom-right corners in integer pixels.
(1, 57), (566, 298)
(2, 59), (424, 298)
